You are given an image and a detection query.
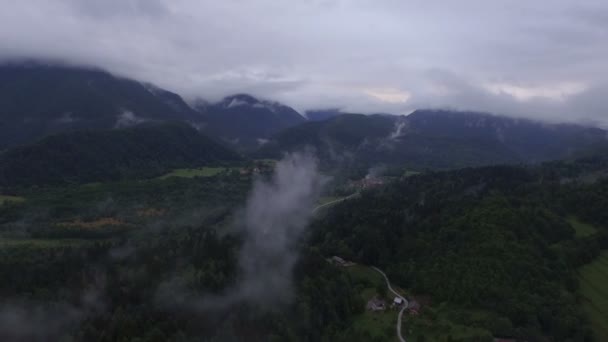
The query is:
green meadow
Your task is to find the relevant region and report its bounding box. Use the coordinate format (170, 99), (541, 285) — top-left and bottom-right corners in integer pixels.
(579, 251), (608, 341)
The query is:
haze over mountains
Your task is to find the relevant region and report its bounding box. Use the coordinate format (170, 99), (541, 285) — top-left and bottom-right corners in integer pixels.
(0, 63), (202, 148)
(194, 93), (306, 148)
(258, 111), (607, 169)
(1, 61), (606, 175)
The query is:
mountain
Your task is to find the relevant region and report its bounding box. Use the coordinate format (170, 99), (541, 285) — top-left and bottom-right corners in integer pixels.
(0, 61), (307, 151)
(195, 94), (306, 148)
(405, 110), (607, 162)
(0, 62), (204, 148)
(0, 122), (241, 187)
(305, 109), (345, 121)
(257, 110), (608, 169)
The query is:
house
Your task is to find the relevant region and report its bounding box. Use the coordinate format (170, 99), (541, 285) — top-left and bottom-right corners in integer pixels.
(408, 299), (421, 315)
(361, 176), (384, 188)
(366, 297), (386, 312)
(393, 297), (405, 306)
(331, 256), (346, 266)
(349, 176), (385, 190)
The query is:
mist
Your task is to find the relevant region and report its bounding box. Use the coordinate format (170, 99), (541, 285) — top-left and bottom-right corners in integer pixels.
(0, 301), (83, 341)
(0, 278), (105, 341)
(236, 151), (326, 305)
(157, 151), (326, 311)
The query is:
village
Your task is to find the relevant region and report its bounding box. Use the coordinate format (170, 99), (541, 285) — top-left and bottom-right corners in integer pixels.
(328, 256), (421, 316)
(329, 255), (519, 342)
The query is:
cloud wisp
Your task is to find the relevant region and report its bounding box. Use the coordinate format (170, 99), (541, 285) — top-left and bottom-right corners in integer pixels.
(157, 151), (326, 311)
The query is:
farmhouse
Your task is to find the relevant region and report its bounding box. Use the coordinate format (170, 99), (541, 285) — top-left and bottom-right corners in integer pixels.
(350, 176), (385, 190)
(366, 297), (386, 312)
(408, 299), (421, 315)
(331, 256), (346, 266)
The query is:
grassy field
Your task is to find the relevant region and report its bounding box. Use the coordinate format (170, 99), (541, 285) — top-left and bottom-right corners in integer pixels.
(403, 170), (421, 178)
(344, 265), (397, 340)
(158, 167), (227, 179)
(317, 196), (343, 206)
(0, 238), (95, 248)
(579, 251), (608, 341)
(346, 264), (385, 288)
(254, 159), (277, 165)
(352, 309), (397, 340)
(0, 194), (25, 206)
(405, 302), (497, 341)
(568, 216), (598, 237)
(404, 315), (493, 342)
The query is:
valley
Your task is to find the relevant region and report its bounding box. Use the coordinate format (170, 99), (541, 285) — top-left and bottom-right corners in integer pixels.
(0, 61), (607, 342)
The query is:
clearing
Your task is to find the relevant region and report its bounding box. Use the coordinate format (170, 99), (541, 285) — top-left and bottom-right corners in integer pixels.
(579, 251), (608, 341)
(0, 195), (25, 206)
(344, 265), (405, 340)
(55, 217), (131, 229)
(403, 170), (421, 178)
(158, 167), (227, 179)
(568, 216), (598, 237)
(0, 238), (95, 248)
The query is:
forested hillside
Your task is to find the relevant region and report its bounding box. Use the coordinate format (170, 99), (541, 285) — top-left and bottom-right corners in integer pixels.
(0, 62), (204, 148)
(311, 157), (608, 341)
(0, 151), (607, 341)
(195, 94), (306, 149)
(0, 167), (364, 342)
(0, 122), (242, 187)
(257, 111), (607, 170)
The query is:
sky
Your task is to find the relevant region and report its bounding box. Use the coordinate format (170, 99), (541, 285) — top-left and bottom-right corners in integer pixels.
(1, 0), (607, 125)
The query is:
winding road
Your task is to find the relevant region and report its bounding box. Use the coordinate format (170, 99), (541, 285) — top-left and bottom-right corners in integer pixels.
(312, 193), (359, 214)
(312, 192), (408, 341)
(372, 267), (408, 342)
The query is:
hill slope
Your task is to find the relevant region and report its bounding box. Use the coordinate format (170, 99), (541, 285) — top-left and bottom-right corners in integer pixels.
(312, 159), (608, 340)
(0, 122), (241, 187)
(257, 110), (607, 169)
(0, 62), (203, 148)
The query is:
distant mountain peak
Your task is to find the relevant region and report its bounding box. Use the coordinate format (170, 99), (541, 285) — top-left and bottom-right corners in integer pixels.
(193, 93), (305, 148)
(222, 93), (259, 103)
(216, 93), (292, 114)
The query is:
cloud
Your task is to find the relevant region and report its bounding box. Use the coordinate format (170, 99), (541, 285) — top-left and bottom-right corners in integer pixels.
(0, 301), (83, 341)
(0, 1), (607, 124)
(235, 151), (326, 305)
(157, 151), (327, 311)
(115, 110), (147, 128)
(0, 279), (105, 341)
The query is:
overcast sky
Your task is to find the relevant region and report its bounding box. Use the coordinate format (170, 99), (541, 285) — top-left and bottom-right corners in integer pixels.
(1, 0), (607, 125)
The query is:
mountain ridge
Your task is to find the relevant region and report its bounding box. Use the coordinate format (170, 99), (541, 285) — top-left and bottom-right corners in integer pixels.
(256, 110), (608, 169)
(194, 93), (306, 148)
(0, 121), (242, 187)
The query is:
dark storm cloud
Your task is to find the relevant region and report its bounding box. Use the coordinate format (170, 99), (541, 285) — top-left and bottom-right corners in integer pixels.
(0, 0), (607, 125)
